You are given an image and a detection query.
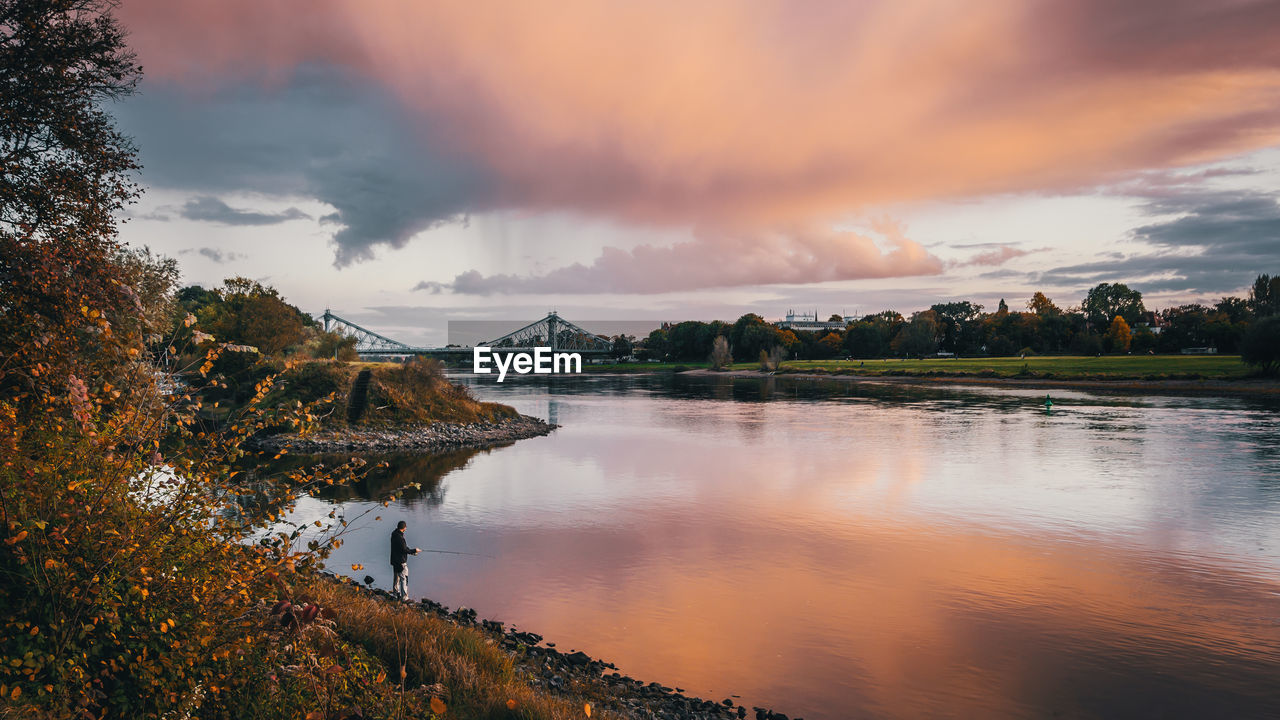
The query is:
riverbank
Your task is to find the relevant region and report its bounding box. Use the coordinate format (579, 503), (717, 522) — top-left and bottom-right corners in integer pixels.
(249, 414), (557, 453)
(312, 571), (794, 720)
(684, 367), (1280, 398)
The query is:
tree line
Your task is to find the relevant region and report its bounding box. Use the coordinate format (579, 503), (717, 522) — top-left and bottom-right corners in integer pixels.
(625, 278), (1280, 370)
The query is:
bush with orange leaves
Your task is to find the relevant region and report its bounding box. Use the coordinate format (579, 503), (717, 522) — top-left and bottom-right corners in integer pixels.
(0, 1), (368, 716)
(1, 3), (613, 719)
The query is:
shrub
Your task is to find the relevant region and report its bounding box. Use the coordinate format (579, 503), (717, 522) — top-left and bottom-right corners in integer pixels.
(709, 336), (732, 370)
(758, 345), (786, 371)
(1241, 316), (1280, 375)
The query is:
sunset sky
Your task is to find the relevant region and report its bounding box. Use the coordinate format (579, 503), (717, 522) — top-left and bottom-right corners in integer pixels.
(112, 0), (1280, 344)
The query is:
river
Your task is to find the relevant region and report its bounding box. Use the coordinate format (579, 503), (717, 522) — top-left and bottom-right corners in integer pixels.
(284, 373), (1280, 719)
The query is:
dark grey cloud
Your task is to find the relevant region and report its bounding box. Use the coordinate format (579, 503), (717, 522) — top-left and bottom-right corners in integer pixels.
(113, 64), (496, 265)
(179, 246), (246, 264)
(178, 196), (309, 226)
(1038, 190), (1280, 293)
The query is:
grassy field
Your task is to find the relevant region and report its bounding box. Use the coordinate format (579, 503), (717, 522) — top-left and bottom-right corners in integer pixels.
(579, 355), (1255, 380)
(583, 361), (712, 372)
(776, 354), (1251, 380)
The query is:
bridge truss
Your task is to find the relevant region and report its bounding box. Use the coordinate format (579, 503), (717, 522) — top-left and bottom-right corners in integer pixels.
(321, 310), (422, 355)
(486, 312), (612, 353)
(320, 310), (612, 357)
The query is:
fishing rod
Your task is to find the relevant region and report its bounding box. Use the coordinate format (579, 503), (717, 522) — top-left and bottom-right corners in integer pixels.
(417, 548), (495, 558)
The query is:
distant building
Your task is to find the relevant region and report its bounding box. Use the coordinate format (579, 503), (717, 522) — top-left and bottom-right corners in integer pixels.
(776, 310), (852, 333)
(1180, 347), (1218, 355)
(1134, 311), (1164, 335)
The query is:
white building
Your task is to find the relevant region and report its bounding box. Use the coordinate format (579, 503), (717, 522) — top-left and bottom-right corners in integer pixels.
(776, 310), (853, 333)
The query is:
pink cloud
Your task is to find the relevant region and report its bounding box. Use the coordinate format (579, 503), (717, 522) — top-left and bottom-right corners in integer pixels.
(118, 0), (1280, 291)
(420, 223), (942, 295)
(954, 246), (1034, 268)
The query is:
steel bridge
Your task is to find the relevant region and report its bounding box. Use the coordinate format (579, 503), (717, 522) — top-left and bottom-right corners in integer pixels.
(320, 310), (613, 358)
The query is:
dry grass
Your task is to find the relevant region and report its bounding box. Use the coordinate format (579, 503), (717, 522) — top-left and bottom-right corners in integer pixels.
(257, 358), (520, 429)
(363, 358), (518, 426)
(305, 578), (614, 720)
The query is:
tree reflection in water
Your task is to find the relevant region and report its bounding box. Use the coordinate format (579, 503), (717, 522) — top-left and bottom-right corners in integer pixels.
(262, 446), (495, 506)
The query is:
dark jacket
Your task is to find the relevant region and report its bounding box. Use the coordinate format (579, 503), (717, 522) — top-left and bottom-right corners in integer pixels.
(390, 529), (416, 566)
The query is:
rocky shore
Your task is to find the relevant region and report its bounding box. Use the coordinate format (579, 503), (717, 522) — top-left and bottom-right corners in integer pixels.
(249, 414), (557, 453)
(321, 572), (799, 720)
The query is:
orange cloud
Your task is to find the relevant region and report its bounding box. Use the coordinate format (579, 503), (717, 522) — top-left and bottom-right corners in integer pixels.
(118, 0), (1280, 286)
(432, 222), (941, 294)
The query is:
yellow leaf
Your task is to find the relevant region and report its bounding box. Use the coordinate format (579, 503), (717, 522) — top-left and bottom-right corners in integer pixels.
(10, 686), (19, 700)
(374, 670), (386, 684)
(584, 703), (592, 717)
(430, 697), (446, 715)
(507, 699), (517, 710)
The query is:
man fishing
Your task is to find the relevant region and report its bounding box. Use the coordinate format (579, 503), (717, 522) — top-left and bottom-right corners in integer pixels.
(390, 520), (421, 601)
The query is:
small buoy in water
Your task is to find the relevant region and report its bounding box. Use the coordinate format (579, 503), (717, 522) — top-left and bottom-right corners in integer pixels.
(1044, 394), (1053, 412)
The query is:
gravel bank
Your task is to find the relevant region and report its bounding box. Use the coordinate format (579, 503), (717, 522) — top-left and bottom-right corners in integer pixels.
(249, 414), (556, 453)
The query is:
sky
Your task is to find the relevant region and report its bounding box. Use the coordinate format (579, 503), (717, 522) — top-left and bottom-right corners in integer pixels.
(111, 0), (1280, 345)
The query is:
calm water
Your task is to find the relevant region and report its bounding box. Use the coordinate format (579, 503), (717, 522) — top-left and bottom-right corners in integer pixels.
(285, 374), (1280, 719)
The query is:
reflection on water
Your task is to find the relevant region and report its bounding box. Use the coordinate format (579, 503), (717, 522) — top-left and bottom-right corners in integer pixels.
(282, 374), (1280, 719)
(268, 448), (483, 505)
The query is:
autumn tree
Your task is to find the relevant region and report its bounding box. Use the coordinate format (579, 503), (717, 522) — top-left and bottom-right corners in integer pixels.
(1028, 292), (1060, 317)
(825, 331), (848, 356)
(1, 0), (144, 412)
(1105, 315), (1132, 353)
(730, 314), (785, 362)
(0, 3), (368, 715)
(181, 278), (315, 356)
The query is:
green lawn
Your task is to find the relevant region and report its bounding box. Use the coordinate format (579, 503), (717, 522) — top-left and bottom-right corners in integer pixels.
(777, 354), (1250, 380)
(584, 360), (710, 372)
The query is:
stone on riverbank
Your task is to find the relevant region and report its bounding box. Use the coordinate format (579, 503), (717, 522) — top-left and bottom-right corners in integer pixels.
(248, 414), (556, 453)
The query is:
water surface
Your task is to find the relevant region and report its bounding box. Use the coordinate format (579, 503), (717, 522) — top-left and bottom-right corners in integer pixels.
(287, 374), (1280, 719)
